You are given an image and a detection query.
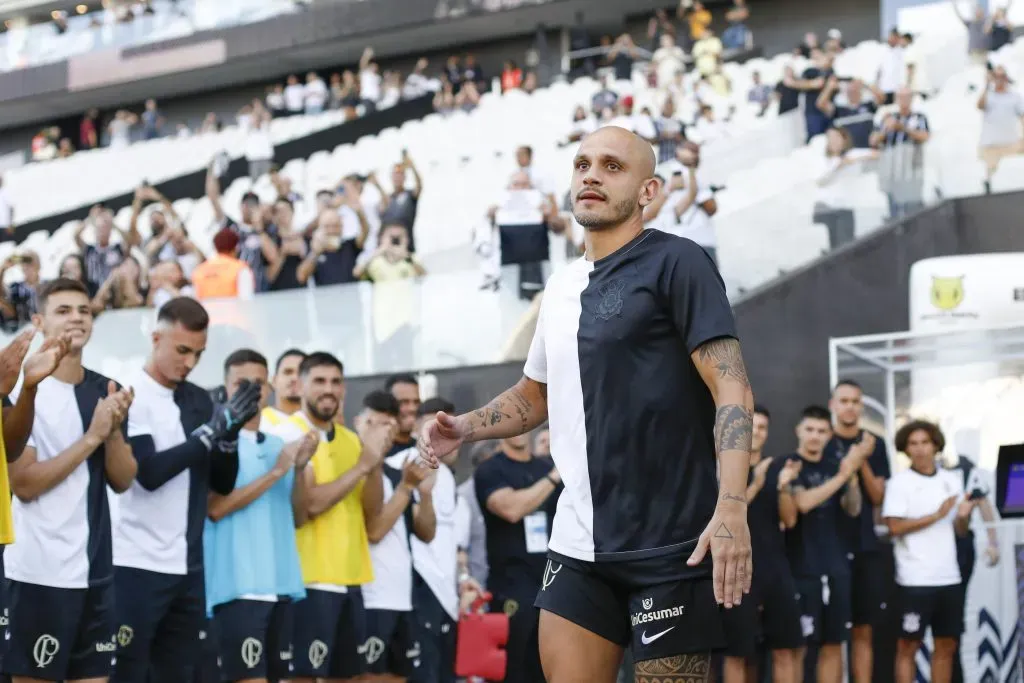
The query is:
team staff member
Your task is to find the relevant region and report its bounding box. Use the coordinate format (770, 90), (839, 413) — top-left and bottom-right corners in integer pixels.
(420, 127), (755, 683)
(722, 406), (803, 683)
(4, 278), (137, 683)
(884, 421), (976, 683)
(267, 352), (392, 683)
(204, 349), (320, 683)
(473, 432), (561, 682)
(191, 228), (256, 301)
(112, 298), (262, 683)
(386, 375), (420, 456)
(263, 349), (306, 425)
(824, 379), (891, 683)
(364, 391), (436, 681)
(787, 406), (871, 683)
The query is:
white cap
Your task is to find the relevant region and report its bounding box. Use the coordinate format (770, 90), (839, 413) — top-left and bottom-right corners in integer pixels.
(827, 28), (842, 40)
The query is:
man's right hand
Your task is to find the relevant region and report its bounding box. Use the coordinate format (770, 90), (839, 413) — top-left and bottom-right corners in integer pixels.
(417, 411), (467, 469)
(0, 326), (37, 396)
(193, 380), (262, 450)
(87, 399), (117, 444)
(400, 457), (431, 490)
(356, 416), (395, 472)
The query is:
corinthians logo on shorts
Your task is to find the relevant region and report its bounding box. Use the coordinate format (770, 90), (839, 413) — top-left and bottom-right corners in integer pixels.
(630, 603), (685, 627)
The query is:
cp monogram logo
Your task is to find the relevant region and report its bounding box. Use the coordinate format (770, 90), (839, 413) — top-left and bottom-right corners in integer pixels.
(33, 635), (60, 668)
(359, 637), (386, 664)
(241, 637), (263, 668)
(308, 639), (329, 670)
(541, 560), (562, 591)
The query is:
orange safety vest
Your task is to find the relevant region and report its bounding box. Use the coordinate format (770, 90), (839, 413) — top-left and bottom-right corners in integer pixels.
(192, 254), (247, 300)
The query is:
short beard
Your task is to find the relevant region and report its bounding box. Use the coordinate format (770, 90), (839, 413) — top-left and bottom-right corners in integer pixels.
(572, 197), (636, 231)
(307, 401), (337, 423)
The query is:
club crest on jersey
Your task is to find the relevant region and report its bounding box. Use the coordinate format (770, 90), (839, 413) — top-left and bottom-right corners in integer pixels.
(595, 279), (625, 321)
(902, 612), (921, 633)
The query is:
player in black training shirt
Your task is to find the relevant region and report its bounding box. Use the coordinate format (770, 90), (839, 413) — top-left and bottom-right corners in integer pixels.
(786, 406), (871, 683)
(419, 126), (754, 683)
(823, 379), (891, 683)
(721, 406), (803, 683)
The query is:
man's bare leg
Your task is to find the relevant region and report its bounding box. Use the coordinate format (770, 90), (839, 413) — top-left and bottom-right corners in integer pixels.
(634, 654), (711, 683)
(539, 610), (623, 683)
(851, 625), (873, 683)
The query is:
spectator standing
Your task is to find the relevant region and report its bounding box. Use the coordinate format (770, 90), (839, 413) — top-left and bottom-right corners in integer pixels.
(111, 298), (260, 683)
(816, 76), (883, 148)
(692, 27), (724, 78)
(360, 47), (383, 112)
(607, 33), (640, 82)
(284, 75), (306, 116)
(501, 60), (524, 92)
(655, 145), (719, 264)
(80, 108), (99, 150)
(203, 350), (317, 683)
(652, 34), (687, 92)
(977, 65), (1024, 192)
(244, 109), (275, 180)
(682, 0), (713, 45)
(147, 261), (194, 310)
(790, 48), (835, 141)
(59, 253), (97, 297)
(297, 204), (369, 287)
(903, 33), (931, 97)
(747, 71), (773, 115)
(722, 0), (752, 50)
(305, 72), (328, 115)
(108, 110), (137, 149)
(74, 206), (134, 292)
(266, 83), (286, 117)
(363, 392), (437, 681)
(0, 251), (40, 331)
(871, 88), (931, 218)
(372, 152), (423, 251)
(264, 352), (390, 683)
(207, 165), (281, 292)
(877, 29), (908, 105)
(141, 98), (164, 140)
(953, 2), (990, 65)
(404, 58), (436, 99)
(884, 421), (977, 683)
(565, 105), (598, 146)
(824, 381), (892, 683)
(2, 278), (136, 683)
(786, 405), (870, 683)
(474, 432), (562, 683)
(57, 138), (75, 158)
(191, 228), (255, 301)
(775, 65), (802, 115)
(814, 127), (879, 249)
(463, 54), (488, 92)
(267, 198), (308, 291)
(987, 7), (1014, 51)
(654, 98), (687, 162)
(355, 224), (426, 283)
(91, 255), (147, 314)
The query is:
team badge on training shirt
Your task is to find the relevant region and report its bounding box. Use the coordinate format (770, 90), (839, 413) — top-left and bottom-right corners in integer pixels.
(595, 279), (625, 320)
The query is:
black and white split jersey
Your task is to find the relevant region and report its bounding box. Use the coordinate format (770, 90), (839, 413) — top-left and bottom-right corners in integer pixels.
(524, 229), (737, 564)
(7, 370), (125, 588)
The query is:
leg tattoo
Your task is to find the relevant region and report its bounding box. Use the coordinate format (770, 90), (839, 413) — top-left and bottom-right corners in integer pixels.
(635, 653), (712, 683)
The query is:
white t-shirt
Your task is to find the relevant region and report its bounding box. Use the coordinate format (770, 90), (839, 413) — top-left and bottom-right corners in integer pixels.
(653, 163), (716, 248)
(362, 468), (414, 612)
(244, 127), (274, 162)
(305, 79), (328, 111)
(360, 69), (382, 103)
(816, 148), (875, 207)
(0, 187), (11, 229)
(653, 46), (687, 88)
(266, 91), (285, 111)
(882, 467), (963, 587)
(980, 88), (1024, 147)
(877, 45), (906, 94)
(284, 83), (306, 112)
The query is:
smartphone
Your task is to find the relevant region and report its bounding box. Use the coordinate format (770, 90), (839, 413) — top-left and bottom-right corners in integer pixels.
(968, 489), (986, 501)
(390, 236), (402, 246)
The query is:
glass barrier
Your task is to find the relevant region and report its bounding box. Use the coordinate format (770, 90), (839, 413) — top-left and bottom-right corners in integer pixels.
(0, 0), (305, 72)
(0, 265), (537, 387)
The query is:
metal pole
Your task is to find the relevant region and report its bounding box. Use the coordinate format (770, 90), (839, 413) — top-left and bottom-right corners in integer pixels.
(884, 342), (898, 463)
(828, 338), (839, 391)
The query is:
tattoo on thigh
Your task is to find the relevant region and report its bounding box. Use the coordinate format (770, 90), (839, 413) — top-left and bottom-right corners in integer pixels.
(635, 653), (711, 683)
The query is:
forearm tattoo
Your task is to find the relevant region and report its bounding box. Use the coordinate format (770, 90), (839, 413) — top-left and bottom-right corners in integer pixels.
(635, 654), (711, 683)
(714, 404), (753, 453)
(467, 379), (536, 438)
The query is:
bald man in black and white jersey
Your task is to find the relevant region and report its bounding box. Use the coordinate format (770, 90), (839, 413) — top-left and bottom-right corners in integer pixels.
(419, 126), (754, 683)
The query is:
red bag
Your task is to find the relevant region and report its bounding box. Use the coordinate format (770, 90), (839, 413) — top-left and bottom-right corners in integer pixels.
(455, 592), (509, 681)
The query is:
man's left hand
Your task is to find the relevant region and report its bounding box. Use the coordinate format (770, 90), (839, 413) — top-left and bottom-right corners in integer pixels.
(686, 500), (751, 608)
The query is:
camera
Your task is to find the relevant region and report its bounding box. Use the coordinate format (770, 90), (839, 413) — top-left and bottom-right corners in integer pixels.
(390, 236), (403, 246)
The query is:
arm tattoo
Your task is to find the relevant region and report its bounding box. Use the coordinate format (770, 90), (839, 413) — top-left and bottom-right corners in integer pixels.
(714, 404), (752, 452)
(466, 379), (540, 437)
(635, 654), (711, 683)
(720, 492), (746, 505)
(695, 337), (751, 386)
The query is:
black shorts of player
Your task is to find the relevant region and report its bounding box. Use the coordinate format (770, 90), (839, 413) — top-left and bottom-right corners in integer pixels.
(492, 590), (544, 683)
(212, 599), (294, 682)
(2, 579), (116, 681)
(291, 586), (368, 679)
(757, 570), (804, 651)
(896, 584), (965, 641)
(364, 609), (419, 677)
(111, 566), (205, 683)
(794, 574), (852, 646)
(534, 549), (725, 664)
(409, 573), (456, 683)
(720, 594), (759, 658)
(851, 551), (895, 628)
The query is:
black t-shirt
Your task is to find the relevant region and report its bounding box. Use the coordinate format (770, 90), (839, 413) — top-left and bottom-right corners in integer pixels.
(380, 192), (419, 252)
(748, 456), (792, 586)
(312, 240), (359, 286)
(612, 53), (633, 81)
(591, 89), (619, 115)
(225, 218), (274, 292)
(832, 101), (878, 148)
(474, 452), (560, 597)
(775, 82), (800, 115)
(823, 430), (890, 554)
(786, 453), (853, 578)
(800, 67), (832, 115)
(83, 243), (125, 290)
(270, 235), (309, 292)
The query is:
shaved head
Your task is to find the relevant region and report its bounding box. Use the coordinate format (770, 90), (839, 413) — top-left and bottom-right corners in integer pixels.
(571, 126), (660, 231)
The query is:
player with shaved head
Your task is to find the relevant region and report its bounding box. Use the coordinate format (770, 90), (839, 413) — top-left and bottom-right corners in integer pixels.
(419, 126), (753, 683)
